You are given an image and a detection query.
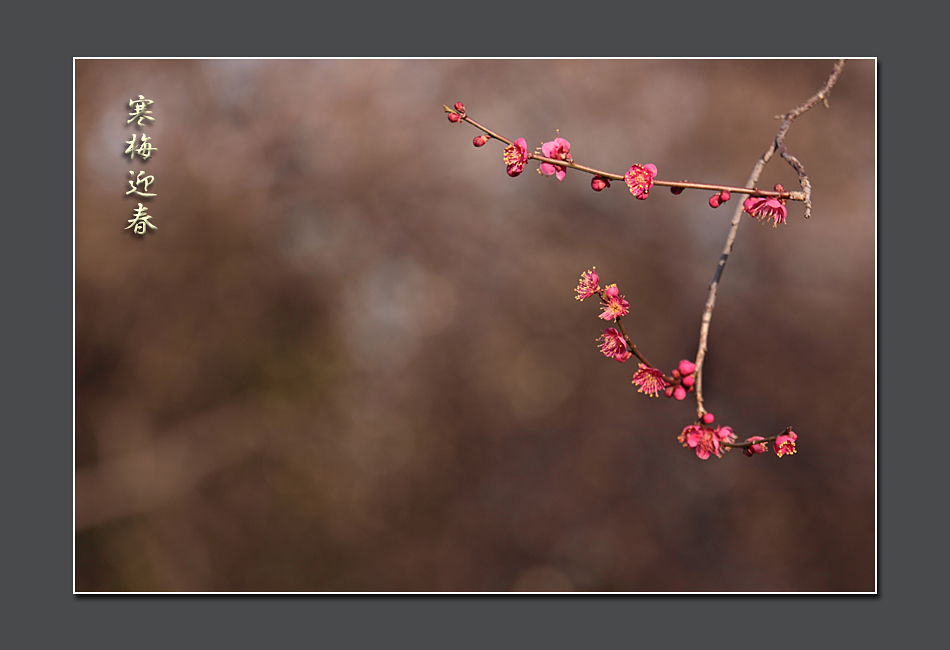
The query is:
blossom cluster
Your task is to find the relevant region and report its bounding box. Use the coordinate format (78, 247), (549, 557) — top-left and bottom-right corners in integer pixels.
(574, 270), (630, 322)
(576, 268), (670, 397)
(678, 423), (737, 460)
(664, 359), (696, 401)
(676, 421), (798, 460)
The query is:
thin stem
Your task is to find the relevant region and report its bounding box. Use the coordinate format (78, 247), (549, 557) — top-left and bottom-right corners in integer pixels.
(693, 60), (846, 419)
(614, 317), (658, 371)
(444, 107), (514, 147)
(721, 426), (793, 449)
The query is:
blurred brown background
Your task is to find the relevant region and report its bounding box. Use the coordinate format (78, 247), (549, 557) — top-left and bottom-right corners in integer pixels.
(75, 59), (875, 592)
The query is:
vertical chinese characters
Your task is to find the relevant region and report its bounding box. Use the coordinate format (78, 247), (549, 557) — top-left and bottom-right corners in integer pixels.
(124, 95), (157, 234)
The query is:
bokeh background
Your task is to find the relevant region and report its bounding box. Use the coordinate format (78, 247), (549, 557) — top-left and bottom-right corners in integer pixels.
(75, 59), (875, 592)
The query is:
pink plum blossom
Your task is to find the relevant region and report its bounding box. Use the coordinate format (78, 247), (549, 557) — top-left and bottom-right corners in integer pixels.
(598, 328), (631, 363)
(678, 424), (737, 460)
(503, 138), (530, 177)
(598, 284), (630, 320)
(624, 163), (658, 199)
(632, 364), (668, 396)
(775, 430), (798, 457)
(539, 137), (572, 181)
(742, 196), (788, 226)
(574, 268), (601, 301)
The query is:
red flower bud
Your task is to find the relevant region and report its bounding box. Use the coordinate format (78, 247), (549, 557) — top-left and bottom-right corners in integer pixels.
(664, 386), (675, 398)
(678, 360), (696, 376)
(682, 375), (695, 388)
(454, 102), (466, 114)
(719, 191), (731, 202)
(671, 186), (685, 195)
(473, 135), (489, 147)
(591, 175), (610, 191)
(773, 183), (784, 193)
(702, 412), (714, 424)
(709, 194), (721, 208)
(447, 112), (460, 123)
(674, 386), (687, 401)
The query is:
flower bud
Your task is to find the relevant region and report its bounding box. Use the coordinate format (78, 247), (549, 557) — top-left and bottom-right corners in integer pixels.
(664, 386), (675, 398)
(674, 386), (687, 401)
(744, 436), (768, 456)
(773, 183), (784, 193)
(454, 102), (466, 114)
(719, 191), (731, 203)
(702, 412), (714, 424)
(671, 369), (681, 379)
(709, 194), (721, 208)
(473, 135), (489, 147)
(682, 375), (695, 388)
(591, 175), (610, 191)
(678, 360), (696, 376)
(447, 112), (460, 123)
(670, 186), (685, 195)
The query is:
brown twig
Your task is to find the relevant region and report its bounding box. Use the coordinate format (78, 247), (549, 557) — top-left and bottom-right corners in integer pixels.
(774, 58), (846, 218)
(693, 59), (846, 419)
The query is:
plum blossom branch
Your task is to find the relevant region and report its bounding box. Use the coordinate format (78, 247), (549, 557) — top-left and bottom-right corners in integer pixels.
(693, 59), (846, 420)
(678, 423), (798, 460)
(443, 104), (800, 201)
